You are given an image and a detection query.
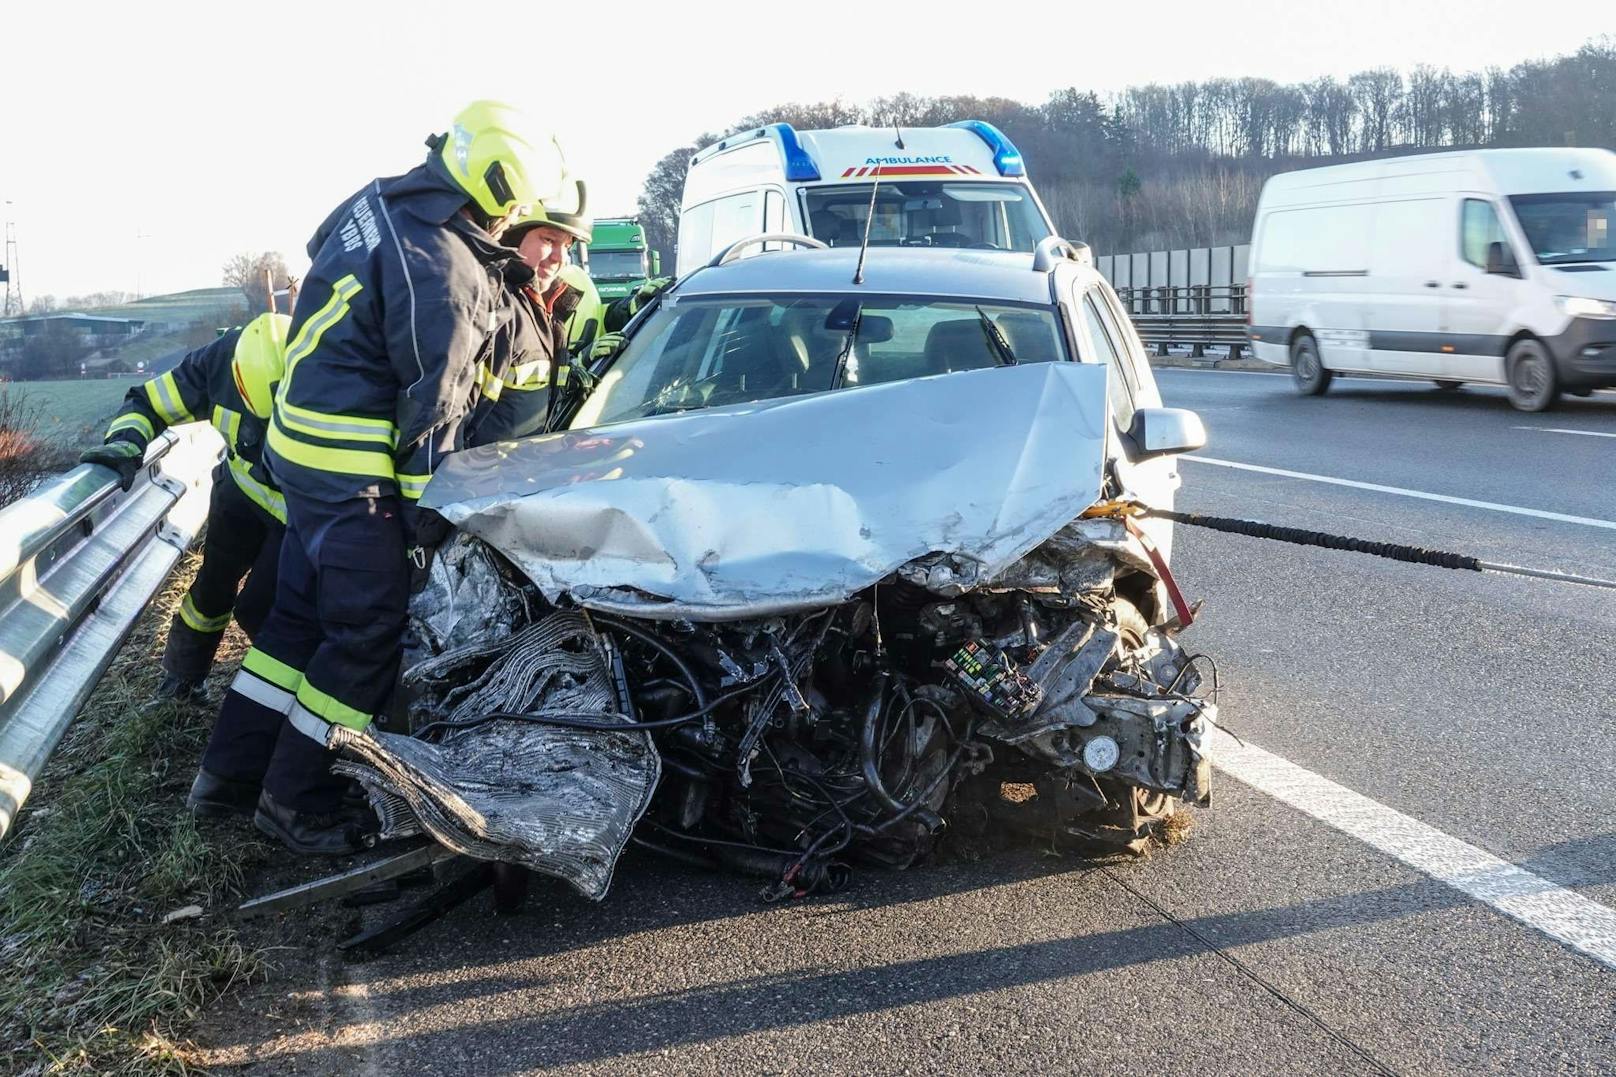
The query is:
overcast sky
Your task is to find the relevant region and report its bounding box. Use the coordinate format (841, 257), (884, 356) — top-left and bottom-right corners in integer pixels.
(3, 0), (1611, 301)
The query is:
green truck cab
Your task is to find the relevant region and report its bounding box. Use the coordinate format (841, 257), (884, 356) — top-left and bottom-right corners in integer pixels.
(584, 218), (662, 300)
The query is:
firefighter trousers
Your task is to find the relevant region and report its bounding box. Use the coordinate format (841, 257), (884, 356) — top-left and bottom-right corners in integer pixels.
(163, 470), (283, 684)
(199, 492), (409, 812)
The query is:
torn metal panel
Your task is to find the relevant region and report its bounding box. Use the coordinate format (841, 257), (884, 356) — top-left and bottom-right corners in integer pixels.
(422, 363), (1110, 620)
(334, 613), (659, 901)
(406, 534), (533, 662)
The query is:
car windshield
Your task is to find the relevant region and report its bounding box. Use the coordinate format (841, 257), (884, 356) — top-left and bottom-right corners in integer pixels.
(803, 182), (1049, 253)
(569, 292), (1068, 429)
(589, 250), (648, 279)
(1507, 192), (1616, 264)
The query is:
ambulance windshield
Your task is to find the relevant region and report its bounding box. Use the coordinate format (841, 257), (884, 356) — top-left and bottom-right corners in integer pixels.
(803, 182), (1049, 253)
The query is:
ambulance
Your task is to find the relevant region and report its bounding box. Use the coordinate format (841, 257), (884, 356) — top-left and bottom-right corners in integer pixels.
(675, 122), (1055, 276)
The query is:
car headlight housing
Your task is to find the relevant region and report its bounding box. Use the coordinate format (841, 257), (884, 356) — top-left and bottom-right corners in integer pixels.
(1555, 295), (1616, 319)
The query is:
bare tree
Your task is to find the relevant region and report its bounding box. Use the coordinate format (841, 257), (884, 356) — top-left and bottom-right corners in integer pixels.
(1350, 68), (1404, 152)
(222, 252), (291, 314)
(633, 36), (1616, 259)
(635, 139), (714, 273)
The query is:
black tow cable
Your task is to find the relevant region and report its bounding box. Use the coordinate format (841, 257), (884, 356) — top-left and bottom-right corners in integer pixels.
(1144, 509), (1616, 592)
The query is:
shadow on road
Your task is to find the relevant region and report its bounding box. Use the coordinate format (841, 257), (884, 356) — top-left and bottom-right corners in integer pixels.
(210, 837), (1559, 1069)
(1277, 380), (1616, 417)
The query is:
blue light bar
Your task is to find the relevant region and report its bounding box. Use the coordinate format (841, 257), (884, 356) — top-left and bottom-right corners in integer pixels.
(947, 120), (1025, 177)
(768, 123), (821, 182)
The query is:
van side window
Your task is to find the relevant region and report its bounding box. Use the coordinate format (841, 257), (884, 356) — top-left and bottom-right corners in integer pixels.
(710, 191), (764, 257)
(1461, 199), (1510, 269)
(679, 191), (765, 266)
(677, 200), (716, 266)
(1075, 290), (1136, 427)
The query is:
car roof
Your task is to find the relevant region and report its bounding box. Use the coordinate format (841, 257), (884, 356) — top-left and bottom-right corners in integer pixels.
(674, 247), (1057, 305)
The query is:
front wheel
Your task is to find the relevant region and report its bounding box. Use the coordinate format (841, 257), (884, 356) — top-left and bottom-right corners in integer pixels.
(1290, 334), (1332, 395)
(1506, 339), (1558, 412)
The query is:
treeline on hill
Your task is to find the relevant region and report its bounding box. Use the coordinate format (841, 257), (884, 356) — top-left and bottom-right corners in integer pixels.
(635, 35), (1616, 262)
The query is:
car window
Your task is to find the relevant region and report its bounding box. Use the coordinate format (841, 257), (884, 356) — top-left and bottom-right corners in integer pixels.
(1461, 199), (1513, 269)
(570, 294), (1068, 429)
(1090, 287), (1147, 400)
(1074, 291), (1136, 427)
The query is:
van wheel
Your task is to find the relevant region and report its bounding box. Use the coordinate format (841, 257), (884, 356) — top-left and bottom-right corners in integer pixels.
(1290, 334), (1332, 395)
(1432, 379), (1463, 391)
(1505, 340), (1558, 412)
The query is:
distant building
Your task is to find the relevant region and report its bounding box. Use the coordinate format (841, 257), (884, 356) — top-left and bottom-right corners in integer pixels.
(2, 312), (145, 340)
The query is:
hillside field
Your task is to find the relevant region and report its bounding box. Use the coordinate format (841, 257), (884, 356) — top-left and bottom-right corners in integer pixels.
(6, 379), (135, 447)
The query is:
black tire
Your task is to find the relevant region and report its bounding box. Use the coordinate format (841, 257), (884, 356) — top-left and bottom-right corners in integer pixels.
(1110, 597), (1149, 648)
(1290, 333), (1332, 395)
(1432, 379), (1464, 391)
(1506, 339), (1558, 412)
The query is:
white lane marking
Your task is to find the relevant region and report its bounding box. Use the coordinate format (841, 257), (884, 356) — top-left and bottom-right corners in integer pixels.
(1512, 426), (1616, 440)
(1155, 367), (1424, 385)
(1156, 366), (1290, 378)
(1207, 729), (1616, 971)
(1184, 456), (1616, 532)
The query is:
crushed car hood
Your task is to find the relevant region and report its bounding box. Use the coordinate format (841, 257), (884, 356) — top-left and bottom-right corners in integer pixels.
(424, 363), (1110, 619)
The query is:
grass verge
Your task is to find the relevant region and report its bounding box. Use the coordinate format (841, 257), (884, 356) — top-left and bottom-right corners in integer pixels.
(0, 553), (270, 1074)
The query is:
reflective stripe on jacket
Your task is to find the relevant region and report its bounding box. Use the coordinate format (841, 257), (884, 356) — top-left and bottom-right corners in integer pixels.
(102, 321), (287, 522)
(265, 158), (536, 504)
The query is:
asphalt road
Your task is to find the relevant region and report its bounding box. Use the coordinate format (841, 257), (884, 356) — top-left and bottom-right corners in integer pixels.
(200, 369), (1616, 1075)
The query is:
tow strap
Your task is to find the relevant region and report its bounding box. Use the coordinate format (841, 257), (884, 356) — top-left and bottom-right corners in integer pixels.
(1145, 508), (1616, 592)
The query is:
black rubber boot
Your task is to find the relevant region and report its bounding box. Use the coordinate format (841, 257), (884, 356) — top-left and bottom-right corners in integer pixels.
(187, 769), (261, 819)
(151, 672), (209, 705)
(253, 790), (379, 857)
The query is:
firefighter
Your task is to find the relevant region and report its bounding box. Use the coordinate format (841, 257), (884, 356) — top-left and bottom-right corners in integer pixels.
(189, 101), (568, 854)
(468, 196), (599, 442)
(471, 199), (672, 441)
(80, 313), (291, 700)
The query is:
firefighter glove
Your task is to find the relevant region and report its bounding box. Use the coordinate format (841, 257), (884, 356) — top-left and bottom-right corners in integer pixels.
(80, 440), (143, 492)
(588, 332), (625, 362)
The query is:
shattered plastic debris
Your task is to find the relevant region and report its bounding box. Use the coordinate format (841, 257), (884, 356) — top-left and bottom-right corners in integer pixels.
(333, 613), (659, 901)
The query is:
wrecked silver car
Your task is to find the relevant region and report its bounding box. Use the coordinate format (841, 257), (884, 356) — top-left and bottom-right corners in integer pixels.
(336, 239), (1216, 904)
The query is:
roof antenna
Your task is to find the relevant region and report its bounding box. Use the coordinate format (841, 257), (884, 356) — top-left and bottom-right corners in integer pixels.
(893, 123), (905, 150)
(853, 166), (881, 286)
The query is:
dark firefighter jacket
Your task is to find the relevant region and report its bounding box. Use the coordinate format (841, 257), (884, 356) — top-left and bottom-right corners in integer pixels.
(468, 276), (582, 443)
(469, 266), (658, 443)
(265, 156), (539, 505)
(101, 327), (285, 522)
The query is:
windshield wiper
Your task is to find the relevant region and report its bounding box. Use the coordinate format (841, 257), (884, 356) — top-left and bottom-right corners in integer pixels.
(976, 306), (1017, 366)
(829, 306), (863, 389)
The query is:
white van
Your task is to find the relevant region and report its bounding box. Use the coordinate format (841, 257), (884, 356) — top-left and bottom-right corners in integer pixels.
(675, 122), (1055, 277)
(1247, 148), (1616, 411)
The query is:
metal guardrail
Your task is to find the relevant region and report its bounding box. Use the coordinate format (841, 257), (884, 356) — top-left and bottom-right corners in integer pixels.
(1099, 245), (1252, 359)
(1114, 283), (1250, 358)
(0, 424), (224, 839)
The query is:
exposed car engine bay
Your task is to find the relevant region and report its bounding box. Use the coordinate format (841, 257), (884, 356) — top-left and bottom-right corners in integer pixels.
(333, 514), (1215, 903)
(329, 364), (1217, 903)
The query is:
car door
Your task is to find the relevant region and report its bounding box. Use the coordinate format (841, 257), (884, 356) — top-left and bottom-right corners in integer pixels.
(1443, 197), (1519, 383)
(1366, 196), (1451, 376)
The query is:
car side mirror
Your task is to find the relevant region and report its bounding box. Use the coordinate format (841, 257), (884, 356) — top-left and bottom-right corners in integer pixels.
(1127, 407), (1207, 461)
(1485, 241), (1520, 278)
